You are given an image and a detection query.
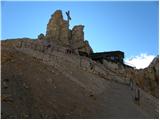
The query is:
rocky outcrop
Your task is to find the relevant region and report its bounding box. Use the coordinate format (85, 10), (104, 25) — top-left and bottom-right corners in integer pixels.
(71, 25), (85, 49)
(45, 10), (93, 55)
(132, 56), (159, 98)
(149, 55), (159, 79)
(101, 55), (159, 98)
(71, 25), (93, 54)
(144, 56), (159, 97)
(80, 40), (93, 54)
(46, 10), (70, 46)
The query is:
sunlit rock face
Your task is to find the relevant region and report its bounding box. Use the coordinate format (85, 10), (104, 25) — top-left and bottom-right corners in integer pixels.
(45, 10), (93, 55)
(46, 10), (70, 46)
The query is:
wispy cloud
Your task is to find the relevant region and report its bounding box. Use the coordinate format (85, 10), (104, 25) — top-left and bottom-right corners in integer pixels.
(124, 53), (155, 69)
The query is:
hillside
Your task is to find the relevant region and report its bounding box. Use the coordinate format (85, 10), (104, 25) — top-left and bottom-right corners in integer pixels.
(1, 40), (158, 118)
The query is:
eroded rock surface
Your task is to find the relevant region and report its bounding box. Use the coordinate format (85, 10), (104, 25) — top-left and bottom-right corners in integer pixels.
(45, 10), (93, 55)
(46, 10), (70, 46)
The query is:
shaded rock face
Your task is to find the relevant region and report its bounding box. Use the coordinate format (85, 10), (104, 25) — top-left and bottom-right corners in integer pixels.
(146, 56), (159, 98)
(71, 25), (86, 54)
(101, 55), (159, 98)
(79, 40), (93, 54)
(149, 55), (159, 79)
(46, 10), (70, 46)
(133, 56), (159, 98)
(71, 25), (85, 49)
(71, 25), (93, 54)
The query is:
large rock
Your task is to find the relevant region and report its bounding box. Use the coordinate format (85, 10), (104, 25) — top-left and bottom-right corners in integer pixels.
(71, 25), (93, 55)
(71, 25), (84, 49)
(45, 10), (93, 55)
(46, 10), (70, 46)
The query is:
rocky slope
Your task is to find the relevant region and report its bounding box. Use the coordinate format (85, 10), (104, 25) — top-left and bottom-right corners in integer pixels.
(1, 40), (158, 118)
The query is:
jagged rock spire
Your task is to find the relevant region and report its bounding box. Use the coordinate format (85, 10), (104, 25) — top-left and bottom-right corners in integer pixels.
(46, 10), (70, 46)
(45, 9), (93, 55)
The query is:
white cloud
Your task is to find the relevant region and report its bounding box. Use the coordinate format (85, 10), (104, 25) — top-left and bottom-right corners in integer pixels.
(124, 53), (155, 69)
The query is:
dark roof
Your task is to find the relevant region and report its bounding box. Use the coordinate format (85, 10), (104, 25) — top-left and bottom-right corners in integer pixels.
(90, 51), (124, 58)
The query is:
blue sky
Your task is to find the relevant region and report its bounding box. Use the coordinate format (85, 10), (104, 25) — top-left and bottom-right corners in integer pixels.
(1, 1), (159, 68)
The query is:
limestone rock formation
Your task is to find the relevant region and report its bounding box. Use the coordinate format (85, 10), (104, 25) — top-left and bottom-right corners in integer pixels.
(79, 40), (93, 54)
(71, 25), (85, 49)
(46, 10), (70, 46)
(71, 25), (93, 54)
(133, 56), (159, 98)
(45, 10), (93, 55)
